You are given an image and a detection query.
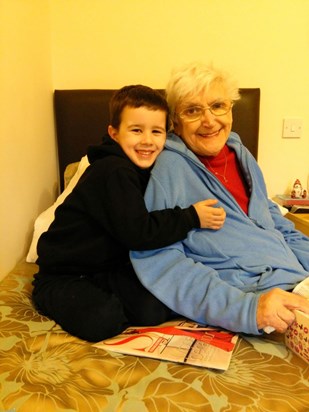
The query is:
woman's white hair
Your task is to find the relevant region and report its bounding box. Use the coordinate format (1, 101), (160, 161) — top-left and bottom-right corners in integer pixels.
(166, 62), (240, 121)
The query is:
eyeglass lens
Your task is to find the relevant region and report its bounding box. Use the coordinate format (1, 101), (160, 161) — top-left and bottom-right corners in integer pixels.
(179, 101), (232, 120)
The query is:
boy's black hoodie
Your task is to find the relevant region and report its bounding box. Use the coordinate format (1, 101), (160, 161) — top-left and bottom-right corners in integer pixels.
(37, 135), (199, 276)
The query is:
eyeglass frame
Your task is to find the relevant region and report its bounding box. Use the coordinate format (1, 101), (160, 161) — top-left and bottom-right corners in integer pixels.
(176, 100), (234, 122)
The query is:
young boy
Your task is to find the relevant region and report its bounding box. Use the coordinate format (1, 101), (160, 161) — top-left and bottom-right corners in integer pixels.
(32, 85), (225, 342)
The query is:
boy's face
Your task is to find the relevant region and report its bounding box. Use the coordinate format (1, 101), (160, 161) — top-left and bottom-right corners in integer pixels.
(108, 106), (166, 169)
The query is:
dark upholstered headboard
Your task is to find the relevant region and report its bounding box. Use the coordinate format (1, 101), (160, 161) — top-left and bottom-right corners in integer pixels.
(54, 88), (260, 191)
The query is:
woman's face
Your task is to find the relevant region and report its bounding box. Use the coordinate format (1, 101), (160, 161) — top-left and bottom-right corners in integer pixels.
(174, 83), (233, 157)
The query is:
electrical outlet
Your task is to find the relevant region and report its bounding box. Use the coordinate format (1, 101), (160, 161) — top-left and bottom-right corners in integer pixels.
(282, 118), (303, 138)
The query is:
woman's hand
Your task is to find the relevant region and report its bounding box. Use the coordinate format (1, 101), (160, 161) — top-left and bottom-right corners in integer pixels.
(257, 288), (309, 333)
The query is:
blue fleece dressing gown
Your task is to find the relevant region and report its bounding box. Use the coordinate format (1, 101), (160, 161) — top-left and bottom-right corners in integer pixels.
(131, 132), (309, 334)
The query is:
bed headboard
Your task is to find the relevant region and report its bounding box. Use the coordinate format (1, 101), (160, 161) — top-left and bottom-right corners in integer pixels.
(54, 88), (260, 191)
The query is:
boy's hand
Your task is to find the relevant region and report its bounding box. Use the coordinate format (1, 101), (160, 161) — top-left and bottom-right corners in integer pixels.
(193, 199), (226, 229)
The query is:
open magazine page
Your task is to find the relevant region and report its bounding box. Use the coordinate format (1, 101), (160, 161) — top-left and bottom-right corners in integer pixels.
(293, 276), (309, 298)
(94, 319), (238, 371)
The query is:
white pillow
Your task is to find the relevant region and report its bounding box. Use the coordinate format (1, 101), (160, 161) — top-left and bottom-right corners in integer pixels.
(26, 155), (90, 263)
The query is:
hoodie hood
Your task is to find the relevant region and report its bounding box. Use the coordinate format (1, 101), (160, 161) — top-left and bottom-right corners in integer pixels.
(87, 134), (128, 164)
(87, 134), (151, 183)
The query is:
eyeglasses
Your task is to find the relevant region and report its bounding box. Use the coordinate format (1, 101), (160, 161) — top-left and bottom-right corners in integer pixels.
(177, 100), (234, 122)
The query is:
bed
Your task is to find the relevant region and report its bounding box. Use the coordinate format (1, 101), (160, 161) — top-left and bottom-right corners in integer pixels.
(1, 88), (309, 412)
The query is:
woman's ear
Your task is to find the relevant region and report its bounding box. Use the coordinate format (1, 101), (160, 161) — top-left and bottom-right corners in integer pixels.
(108, 125), (118, 142)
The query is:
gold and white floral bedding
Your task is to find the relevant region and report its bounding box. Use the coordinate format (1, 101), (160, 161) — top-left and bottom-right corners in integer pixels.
(0, 261), (308, 412)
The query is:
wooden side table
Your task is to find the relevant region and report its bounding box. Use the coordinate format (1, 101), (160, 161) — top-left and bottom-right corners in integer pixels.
(286, 213), (309, 237)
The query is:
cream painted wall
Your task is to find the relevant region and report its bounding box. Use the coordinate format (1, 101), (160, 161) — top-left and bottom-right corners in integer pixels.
(50, 0), (309, 196)
(0, 1), (57, 278)
(1, 0), (308, 278)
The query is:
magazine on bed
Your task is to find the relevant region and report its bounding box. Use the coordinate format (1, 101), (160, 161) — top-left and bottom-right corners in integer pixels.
(94, 319), (238, 370)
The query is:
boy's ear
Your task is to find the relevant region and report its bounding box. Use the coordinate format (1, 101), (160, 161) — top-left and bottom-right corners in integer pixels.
(108, 125), (118, 142)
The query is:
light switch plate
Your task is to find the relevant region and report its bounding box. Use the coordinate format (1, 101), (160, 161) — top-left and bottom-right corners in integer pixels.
(282, 118), (303, 138)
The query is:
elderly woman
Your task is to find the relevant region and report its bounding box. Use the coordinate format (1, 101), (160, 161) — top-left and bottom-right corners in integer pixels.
(131, 62), (309, 335)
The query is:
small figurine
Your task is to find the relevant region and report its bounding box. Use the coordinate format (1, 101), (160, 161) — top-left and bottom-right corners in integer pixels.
(291, 179), (306, 199)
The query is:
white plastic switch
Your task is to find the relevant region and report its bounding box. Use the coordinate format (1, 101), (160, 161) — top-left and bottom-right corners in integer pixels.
(282, 118), (303, 138)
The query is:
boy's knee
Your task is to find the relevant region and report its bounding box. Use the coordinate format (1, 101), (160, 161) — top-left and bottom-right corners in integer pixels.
(134, 297), (172, 325)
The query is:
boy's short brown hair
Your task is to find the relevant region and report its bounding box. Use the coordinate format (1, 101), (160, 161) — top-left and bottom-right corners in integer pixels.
(109, 85), (169, 130)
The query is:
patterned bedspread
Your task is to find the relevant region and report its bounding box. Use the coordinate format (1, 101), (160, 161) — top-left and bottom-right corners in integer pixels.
(1, 261), (308, 412)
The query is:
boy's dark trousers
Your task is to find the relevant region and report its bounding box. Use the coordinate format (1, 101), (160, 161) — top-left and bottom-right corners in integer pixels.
(32, 263), (172, 342)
